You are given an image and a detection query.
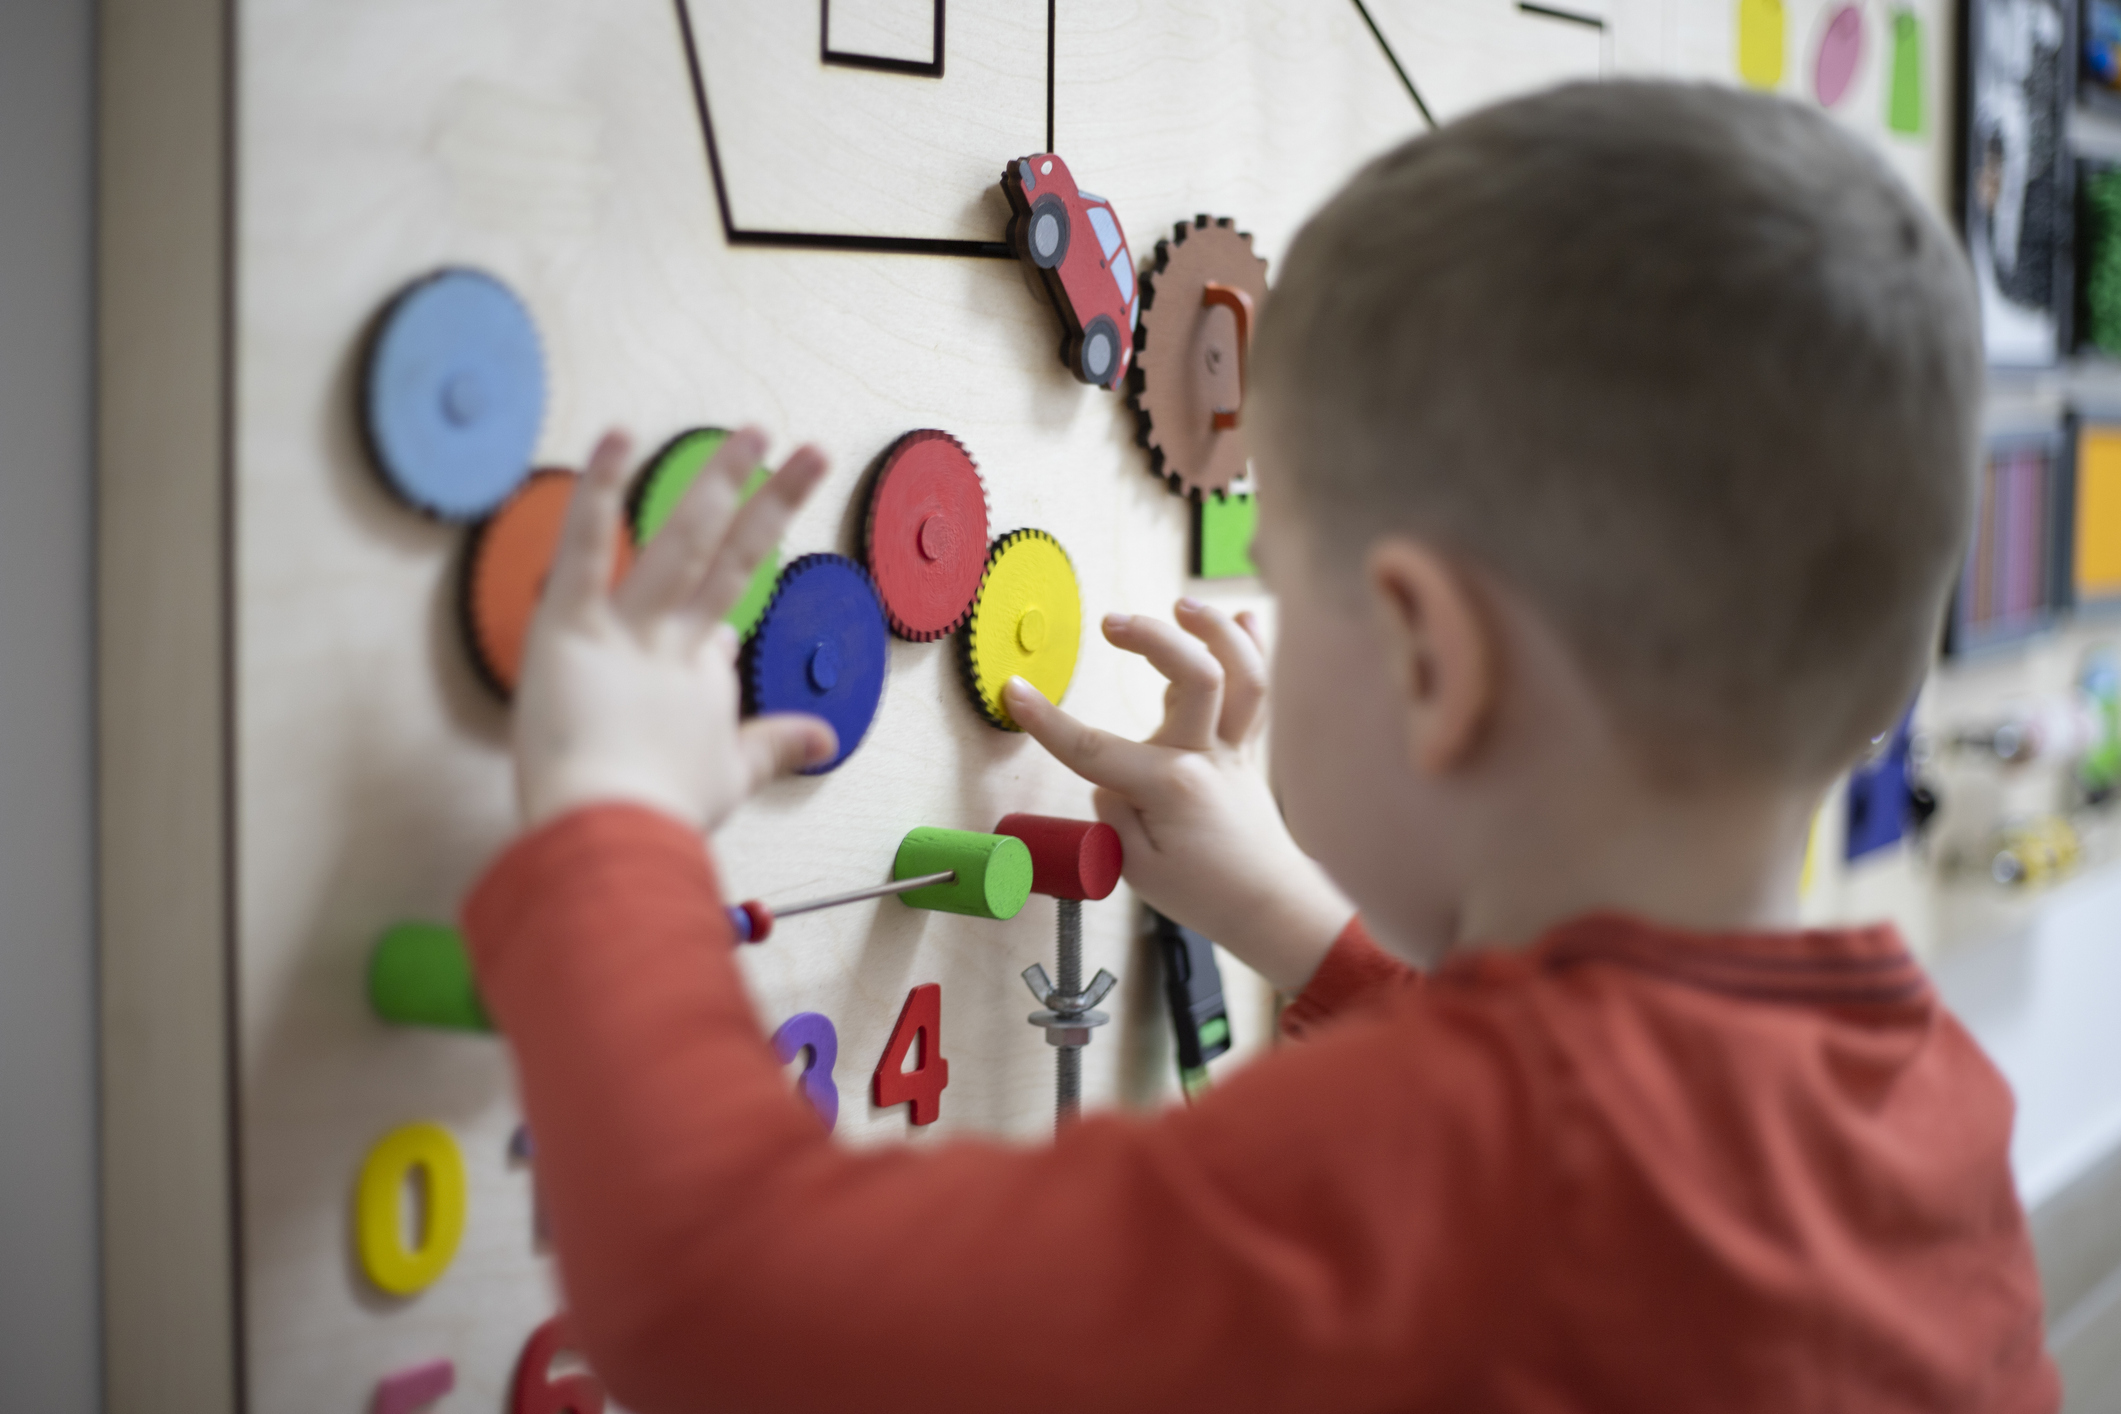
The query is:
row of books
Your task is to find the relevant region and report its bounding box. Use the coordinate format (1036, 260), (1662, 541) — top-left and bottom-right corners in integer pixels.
(1951, 417), (2121, 653)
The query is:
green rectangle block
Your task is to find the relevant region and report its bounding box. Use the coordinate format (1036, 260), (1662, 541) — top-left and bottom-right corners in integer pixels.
(369, 921), (492, 1032)
(1195, 493), (1259, 579)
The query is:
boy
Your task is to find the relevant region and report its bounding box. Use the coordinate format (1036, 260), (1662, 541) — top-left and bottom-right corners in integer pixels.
(469, 82), (2057, 1411)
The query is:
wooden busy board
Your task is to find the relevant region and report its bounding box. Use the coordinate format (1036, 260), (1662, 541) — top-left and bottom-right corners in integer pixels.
(96, 0), (1950, 1408)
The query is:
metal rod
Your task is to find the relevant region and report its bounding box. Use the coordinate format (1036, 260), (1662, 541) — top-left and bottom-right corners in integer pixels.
(1057, 897), (1082, 997)
(1056, 897), (1083, 1126)
(773, 870), (955, 919)
(1057, 1044), (1080, 1123)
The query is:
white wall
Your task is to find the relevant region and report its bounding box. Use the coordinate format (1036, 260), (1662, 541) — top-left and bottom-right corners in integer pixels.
(0, 0), (102, 1403)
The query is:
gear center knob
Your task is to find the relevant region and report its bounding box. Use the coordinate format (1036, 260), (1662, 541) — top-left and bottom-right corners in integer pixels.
(807, 640), (840, 693)
(1016, 606), (1048, 653)
(916, 513), (954, 563)
(441, 370), (488, 427)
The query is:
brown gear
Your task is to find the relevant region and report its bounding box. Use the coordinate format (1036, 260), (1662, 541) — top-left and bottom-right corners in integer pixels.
(1128, 215), (1270, 500)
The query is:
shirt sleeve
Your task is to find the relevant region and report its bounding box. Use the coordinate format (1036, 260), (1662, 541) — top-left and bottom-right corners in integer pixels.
(1279, 916), (1421, 1040)
(464, 803), (1541, 1414)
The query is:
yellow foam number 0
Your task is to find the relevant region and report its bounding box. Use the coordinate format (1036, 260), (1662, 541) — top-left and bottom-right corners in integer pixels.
(356, 1121), (467, 1296)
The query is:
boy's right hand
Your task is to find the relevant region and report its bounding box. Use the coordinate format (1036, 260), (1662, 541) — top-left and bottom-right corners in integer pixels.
(1004, 601), (1354, 994)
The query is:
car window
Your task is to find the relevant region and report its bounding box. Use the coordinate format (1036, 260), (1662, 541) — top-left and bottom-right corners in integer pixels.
(1086, 205), (1122, 259)
(1109, 252), (1134, 303)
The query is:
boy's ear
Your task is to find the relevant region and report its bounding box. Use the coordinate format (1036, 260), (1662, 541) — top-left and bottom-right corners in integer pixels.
(1364, 538), (1497, 774)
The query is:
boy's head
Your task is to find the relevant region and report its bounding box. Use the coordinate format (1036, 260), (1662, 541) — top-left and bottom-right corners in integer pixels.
(1246, 82), (1979, 941)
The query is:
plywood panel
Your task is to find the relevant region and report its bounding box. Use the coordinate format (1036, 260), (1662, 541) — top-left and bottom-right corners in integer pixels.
(231, 2), (1440, 1404)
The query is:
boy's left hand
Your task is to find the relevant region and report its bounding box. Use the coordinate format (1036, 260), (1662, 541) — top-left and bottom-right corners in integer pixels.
(512, 428), (837, 832)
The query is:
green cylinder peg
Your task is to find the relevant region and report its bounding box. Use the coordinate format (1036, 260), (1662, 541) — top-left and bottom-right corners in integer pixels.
(369, 921), (493, 1032)
(892, 828), (1034, 920)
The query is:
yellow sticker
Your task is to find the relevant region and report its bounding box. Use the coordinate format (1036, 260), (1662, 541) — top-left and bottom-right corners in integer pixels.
(964, 530), (1081, 730)
(355, 1121), (468, 1297)
(1739, 0), (1787, 88)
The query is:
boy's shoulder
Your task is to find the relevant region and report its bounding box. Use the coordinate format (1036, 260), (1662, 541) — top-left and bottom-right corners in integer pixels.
(1237, 909), (2053, 1410)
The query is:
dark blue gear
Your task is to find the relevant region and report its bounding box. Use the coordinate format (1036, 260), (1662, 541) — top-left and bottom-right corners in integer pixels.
(362, 268), (545, 521)
(743, 554), (890, 774)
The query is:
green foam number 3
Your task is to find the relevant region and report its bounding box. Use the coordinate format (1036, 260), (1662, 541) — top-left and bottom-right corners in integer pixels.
(630, 427), (780, 637)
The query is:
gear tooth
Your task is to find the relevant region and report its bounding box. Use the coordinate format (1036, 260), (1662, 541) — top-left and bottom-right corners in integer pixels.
(1170, 222), (1189, 245)
(1194, 213), (1210, 228)
(1215, 216), (1234, 228)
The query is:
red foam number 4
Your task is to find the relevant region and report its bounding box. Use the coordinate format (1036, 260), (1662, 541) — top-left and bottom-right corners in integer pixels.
(511, 1314), (606, 1414)
(872, 982), (949, 1125)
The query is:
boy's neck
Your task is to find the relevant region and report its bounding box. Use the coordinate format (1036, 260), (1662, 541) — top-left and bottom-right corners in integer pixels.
(1447, 773), (1817, 957)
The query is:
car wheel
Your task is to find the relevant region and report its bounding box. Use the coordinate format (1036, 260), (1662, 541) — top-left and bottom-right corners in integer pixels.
(1027, 194), (1070, 270)
(1078, 315), (1120, 386)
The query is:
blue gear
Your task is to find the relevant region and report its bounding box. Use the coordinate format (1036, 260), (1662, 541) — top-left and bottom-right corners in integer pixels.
(744, 554), (890, 774)
(363, 268), (545, 521)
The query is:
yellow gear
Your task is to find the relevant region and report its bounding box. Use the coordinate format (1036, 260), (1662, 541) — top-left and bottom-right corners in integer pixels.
(962, 529), (1081, 730)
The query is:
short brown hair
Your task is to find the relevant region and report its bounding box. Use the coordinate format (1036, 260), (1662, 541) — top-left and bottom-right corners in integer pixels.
(1252, 81), (1980, 783)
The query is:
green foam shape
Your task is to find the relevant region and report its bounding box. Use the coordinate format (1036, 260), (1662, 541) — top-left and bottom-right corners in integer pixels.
(634, 428), (779, 636)
(892, 828), (1034, 920)
(369, 921), (492, 1032)
(1195, 493), (1259, 579)
(1887, 10), (1923, 135)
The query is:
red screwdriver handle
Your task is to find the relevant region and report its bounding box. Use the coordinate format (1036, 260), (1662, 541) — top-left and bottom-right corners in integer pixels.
(727, 900), (775, 944)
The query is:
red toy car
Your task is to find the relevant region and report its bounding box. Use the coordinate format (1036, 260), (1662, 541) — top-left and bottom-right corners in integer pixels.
(1002, 153), (1137, 389)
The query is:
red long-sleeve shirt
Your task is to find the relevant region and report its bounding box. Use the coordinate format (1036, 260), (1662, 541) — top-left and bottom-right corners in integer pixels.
(463, 803), (2058, 1412)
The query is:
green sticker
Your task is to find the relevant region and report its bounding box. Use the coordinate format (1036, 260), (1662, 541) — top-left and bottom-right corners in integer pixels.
(1888, 10), (1923, 135)
(1195, 493), (1259, 579)
(633, 428), (780, 636)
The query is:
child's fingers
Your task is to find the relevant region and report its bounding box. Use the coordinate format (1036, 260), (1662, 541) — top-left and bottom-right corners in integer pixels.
(1177, 599), (1269, 746)
(678, 444), (830, 640)
(1005, 678), (1168, 795)
(1103, 614), (1224, 751)
(736, 714), (838, 793)
(614, 426), (769, 628)
(543, 431), (631, 622)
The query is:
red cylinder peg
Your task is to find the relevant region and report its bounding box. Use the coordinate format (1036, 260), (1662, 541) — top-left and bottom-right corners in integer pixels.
(993, 814), (1123, 901)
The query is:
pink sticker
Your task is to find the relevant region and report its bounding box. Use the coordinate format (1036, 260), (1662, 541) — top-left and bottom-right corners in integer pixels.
(374, 1357), (454, 1414)
(1814, 5), (1864, 106)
